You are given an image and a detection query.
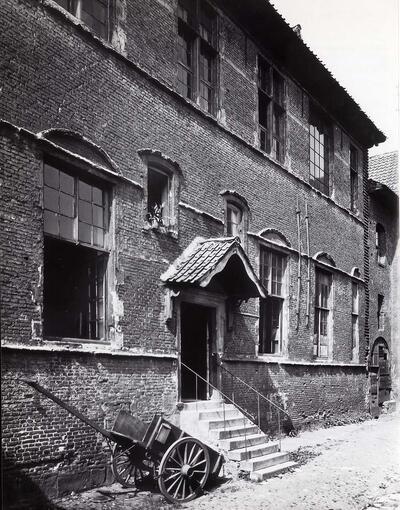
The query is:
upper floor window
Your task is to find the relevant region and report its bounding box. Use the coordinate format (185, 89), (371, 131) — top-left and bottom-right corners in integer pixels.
(350, 145), (359, 212)
(140, 151), (180, 233)
(259, 249), (287, 354)
(314, 269), (332, 358)
(376, 223), (386, 266)
(43, 162), (110, 341)
(54, 0), (111, 40)
(177, 0), (217, 115)
(309, 104), (331, 195)
(258, 57), (285, 162)
(226, 202), (242, 238)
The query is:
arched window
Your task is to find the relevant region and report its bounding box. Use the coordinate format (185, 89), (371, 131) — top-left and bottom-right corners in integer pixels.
(220, 191), (249, 244)
(376, 223), (386, 265)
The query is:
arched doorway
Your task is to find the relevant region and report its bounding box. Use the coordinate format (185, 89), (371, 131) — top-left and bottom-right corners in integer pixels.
(369, 338), (391, 415)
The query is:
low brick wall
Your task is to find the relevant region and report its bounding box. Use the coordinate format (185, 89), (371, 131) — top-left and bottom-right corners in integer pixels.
(221, 359), (368, 433)
(1, 349), (177, 508)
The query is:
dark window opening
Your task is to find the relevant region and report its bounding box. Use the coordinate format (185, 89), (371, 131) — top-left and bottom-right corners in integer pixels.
(309, 105), (331, 195)
(350, 145), (358, 211)
(147, 168), (170, 226)
(376, 223), (386, 265)
(258, 57), (285, 162)
(54, 0), (111, 40)
(352, 282), (359, 358)
(43, 238), (107, 340)
(377, 294), (385, 330)
(259, 297), (283, 354)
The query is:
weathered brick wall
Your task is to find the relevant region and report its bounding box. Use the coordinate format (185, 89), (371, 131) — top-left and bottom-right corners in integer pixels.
(221, 360), (368, 432)
(369, 197), (398, 353)
(2, 349), (177, 506)
(0, 0), (373, 501)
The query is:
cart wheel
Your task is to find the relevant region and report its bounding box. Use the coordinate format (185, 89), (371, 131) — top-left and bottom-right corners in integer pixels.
(158, 437), (210, 503)
(112, 444), (152, 488)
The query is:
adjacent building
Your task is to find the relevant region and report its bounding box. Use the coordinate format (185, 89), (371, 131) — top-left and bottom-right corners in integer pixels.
(368, 151), (399, 414)
(1, 0), (391, 505)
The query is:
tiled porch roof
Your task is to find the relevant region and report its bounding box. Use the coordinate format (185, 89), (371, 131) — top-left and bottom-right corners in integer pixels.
(161, 237), (266, 298)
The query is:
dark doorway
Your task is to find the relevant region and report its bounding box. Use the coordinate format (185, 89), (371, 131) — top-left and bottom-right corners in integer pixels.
(180, 302), (215, 401)
(370, 338), (391, 415)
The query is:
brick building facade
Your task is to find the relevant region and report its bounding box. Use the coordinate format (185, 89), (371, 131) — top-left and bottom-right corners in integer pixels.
(368, 152), (399, 414)
(0, 0), (388, 505)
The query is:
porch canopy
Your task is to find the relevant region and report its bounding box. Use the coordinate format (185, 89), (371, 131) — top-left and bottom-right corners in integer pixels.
(161, 237), (266, 299)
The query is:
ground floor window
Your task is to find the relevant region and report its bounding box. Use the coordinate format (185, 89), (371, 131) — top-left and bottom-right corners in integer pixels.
(259, 297), (283, 354)
(313, 269), (332, 358)
(43, 237), (107, 340)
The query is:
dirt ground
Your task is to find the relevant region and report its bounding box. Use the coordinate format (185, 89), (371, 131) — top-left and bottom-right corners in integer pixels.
(56, 412), (400, 510)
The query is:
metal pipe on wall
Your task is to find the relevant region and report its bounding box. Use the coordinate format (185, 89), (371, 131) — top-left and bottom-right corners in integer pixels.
(296, 198), (301, 329)
(305, 201), (311, 326)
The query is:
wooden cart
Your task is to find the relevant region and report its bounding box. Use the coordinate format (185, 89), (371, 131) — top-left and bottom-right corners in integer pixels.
(24, 380), (223, 503)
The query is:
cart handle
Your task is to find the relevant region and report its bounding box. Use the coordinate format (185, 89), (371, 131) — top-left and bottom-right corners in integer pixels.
(22, 379), (114, 440)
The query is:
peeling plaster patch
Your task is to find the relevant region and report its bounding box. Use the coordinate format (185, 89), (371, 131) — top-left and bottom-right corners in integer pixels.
(111, 290), (124, 349)
(31, 320), (42, 341)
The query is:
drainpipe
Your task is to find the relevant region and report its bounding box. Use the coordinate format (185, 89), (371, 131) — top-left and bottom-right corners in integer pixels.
(296, 199), (301, 329)
(305, 202), (311, 327)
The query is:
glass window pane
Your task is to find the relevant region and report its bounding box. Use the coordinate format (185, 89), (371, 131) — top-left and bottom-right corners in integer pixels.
(44, 186), (59, 213)
(60, 192), (74, 218)
(79, 199), (92, 224)
(93, 227), (104, 247)
(60, 171), (75, 195)
(93, 205), (104, 227)
(79, 180), (92, 201)
(78, 221), (92, 244)
(44, 165), (59, 189)
(44, 210), (59, 236)
(92, 186), (103, 205)
(59, 215), (74, 240)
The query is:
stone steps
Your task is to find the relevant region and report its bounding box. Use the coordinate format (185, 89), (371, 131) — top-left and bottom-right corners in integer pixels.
(179, 399), (297, 482)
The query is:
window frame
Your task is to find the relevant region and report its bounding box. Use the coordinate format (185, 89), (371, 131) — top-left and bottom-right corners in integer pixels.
(350, 145), (359, 212)
(42, 159), (112, 343)
(222, 193), (249, 246)
(313, 268), (333, 359)
(351, 281), (359, 361)
(140, 153), (180, 235)
(257, 55), (286, 163)
(177, 0), (218, 115)
(54, 0), (112, 41)
(259, 247), (288, 356)
(309, 104), (331, 196)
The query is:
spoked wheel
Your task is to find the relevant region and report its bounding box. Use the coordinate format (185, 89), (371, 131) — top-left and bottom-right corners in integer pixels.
(112, 443), (152, 488)
(158, 437), (210, 503)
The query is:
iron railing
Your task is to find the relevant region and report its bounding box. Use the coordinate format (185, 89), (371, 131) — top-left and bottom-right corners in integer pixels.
(180, 361), (292, 452)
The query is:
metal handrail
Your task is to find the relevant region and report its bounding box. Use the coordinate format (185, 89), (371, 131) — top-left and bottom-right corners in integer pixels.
(180, 362), (255, 423)
(218, 361), (290, 417)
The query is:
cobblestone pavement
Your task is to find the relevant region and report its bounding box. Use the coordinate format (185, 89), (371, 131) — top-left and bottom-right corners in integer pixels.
(56, 413), (400, 510)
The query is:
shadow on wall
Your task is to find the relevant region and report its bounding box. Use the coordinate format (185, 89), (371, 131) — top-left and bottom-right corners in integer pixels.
(2, 451), (64, 510)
